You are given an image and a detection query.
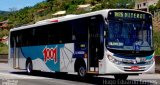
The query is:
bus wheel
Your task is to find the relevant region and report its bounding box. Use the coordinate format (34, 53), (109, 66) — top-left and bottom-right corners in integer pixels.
(26, 60), (33, 74)
(78, 65), (86, 77)
(114, 74), (128, 80)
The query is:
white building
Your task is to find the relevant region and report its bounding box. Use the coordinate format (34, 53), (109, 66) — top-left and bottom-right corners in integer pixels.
(77, 4), (91, 11)
(135, 0), (158, 11)
(52, 11), (66, 16)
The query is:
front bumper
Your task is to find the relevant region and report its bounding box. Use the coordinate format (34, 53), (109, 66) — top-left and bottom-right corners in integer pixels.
(102, 60), (155, 74)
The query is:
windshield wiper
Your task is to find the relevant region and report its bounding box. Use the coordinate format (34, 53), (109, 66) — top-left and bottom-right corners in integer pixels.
(107, 48), (154, 57)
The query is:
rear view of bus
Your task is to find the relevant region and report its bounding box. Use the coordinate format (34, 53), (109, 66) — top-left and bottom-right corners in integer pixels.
(100, 10), (154, 79)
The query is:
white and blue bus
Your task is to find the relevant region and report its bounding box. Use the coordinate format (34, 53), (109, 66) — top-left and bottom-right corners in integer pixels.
(9, 9), (155, 80)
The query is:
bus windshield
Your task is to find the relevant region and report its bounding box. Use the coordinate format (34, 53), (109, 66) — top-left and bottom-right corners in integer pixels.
(107, 20), (153, 52)
(106, 11), (154, 55)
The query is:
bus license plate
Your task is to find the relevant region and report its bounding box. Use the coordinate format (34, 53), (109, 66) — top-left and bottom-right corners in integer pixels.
(131, 66), (139, 70)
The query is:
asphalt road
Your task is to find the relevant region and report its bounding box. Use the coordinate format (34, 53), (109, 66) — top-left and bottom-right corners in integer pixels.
(0, 63), (160, 85)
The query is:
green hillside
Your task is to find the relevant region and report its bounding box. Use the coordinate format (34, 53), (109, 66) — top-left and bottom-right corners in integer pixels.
(0, 0), (160, 55)
(0, 11), (9, 16)
(0, 0), (135, 28)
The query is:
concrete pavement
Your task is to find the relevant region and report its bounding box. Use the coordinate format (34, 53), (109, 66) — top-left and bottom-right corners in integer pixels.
(0, 63), (159, 85)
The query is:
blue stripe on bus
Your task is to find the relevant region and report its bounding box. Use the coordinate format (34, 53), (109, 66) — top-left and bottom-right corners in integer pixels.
(114, 54), (153, 60)
(20, 44), (65, 72)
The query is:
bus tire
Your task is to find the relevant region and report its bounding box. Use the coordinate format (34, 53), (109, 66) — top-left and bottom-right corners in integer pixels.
(26, 59), (33, 74)
(114, 74), (128, 80)
(78, 64), (86, 77)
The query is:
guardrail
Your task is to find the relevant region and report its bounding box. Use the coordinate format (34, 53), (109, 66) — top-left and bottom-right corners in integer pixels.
(0, 54), (8, 63)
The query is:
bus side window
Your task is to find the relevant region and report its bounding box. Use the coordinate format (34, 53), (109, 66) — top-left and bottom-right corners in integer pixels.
(59, 22), (72, 43)
(14, 31), (21, 47)
(10, 32), (15, 48)
(72, 19), (88, 42)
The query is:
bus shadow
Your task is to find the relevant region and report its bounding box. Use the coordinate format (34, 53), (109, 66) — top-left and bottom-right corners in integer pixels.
(11, 71), (152, 85)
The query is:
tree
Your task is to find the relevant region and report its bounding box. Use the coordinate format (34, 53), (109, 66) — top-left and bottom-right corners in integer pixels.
(0, 15), (4, 21)
(149, 5), (157, 13)
(156, 0), (160, 9)
(46, 0), (55, 2)
(100, 0), (134, 9)
(9, 7), (17, 12)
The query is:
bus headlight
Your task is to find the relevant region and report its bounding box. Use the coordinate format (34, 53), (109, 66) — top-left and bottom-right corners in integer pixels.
(107, 55), (122, 64)
(146, 58), (154, 65)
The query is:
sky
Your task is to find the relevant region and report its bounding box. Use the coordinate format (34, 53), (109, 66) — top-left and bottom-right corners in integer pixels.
(0, 0), (45, 11)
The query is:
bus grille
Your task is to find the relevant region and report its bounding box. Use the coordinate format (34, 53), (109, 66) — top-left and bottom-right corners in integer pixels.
(123, 67), (145, 72)
(122, 62), (146, 64)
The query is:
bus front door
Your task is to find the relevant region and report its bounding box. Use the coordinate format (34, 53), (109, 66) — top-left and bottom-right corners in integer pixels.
(13, 37), (19, 69)
(88, 16), (101, 73)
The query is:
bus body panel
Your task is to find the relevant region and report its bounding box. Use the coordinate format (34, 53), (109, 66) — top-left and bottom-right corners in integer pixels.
(10, 43), (77, 73)
(9, 47), (27, 70)
(59, 43), (75, 73)
(8, 9), (155, 77)
(21, 45), (61, 71)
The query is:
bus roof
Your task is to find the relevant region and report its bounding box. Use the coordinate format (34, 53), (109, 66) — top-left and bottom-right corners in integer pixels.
(10, 9), (151, 32)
